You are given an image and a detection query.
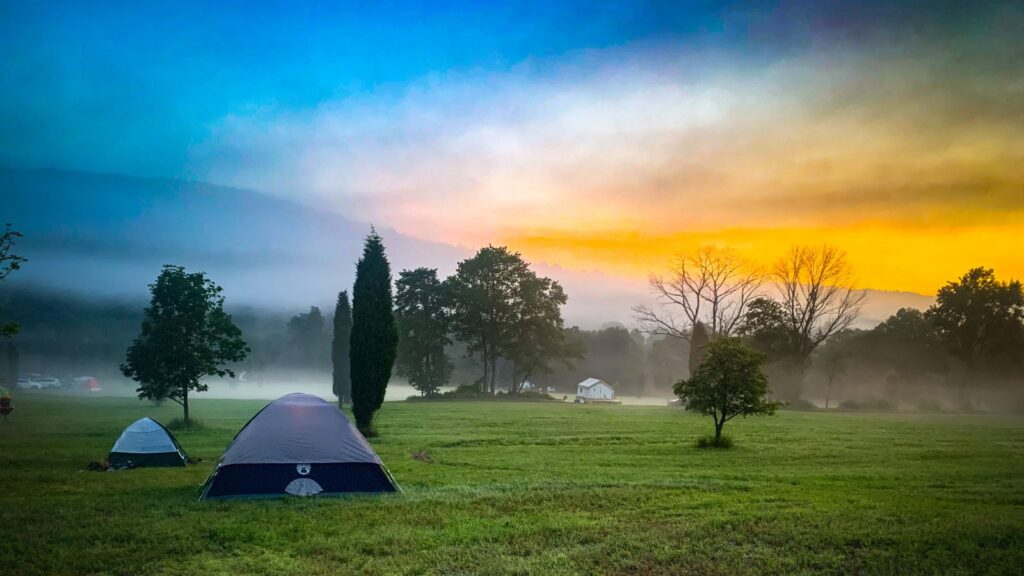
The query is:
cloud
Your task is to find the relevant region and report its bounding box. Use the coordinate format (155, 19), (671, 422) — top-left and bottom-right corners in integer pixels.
(189, 5), (1024, 292)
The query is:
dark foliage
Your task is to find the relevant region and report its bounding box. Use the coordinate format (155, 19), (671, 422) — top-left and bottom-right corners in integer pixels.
(688, 321), (710, 375)
(505, 274), (581, 393)
(332, 291), (352, 406)
(0, 223), (27, 338)
(285, 306), (329, 368)
(926, 268), (1024, 393)
(350, 230), (398, 434)
(120, 265), (248, 424)
(675, 337), (781, 443)
(445, 246), (531, 394)
(395, 268), (452, 397)
(696, 435), (733, 449)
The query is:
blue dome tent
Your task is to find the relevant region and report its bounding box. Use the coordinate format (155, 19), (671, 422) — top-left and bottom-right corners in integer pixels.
(108, 417), (188, 469)
(200, 393), (399, 499)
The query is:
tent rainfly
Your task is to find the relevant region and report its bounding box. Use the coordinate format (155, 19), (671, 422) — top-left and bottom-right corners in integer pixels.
(200, 393), (399, 500)
(108, 417), (188, 469)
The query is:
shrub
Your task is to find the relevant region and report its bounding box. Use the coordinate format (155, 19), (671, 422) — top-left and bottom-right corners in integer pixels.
(443, 383), (484, 399)
(785, 399), (817, 411)
(166, 417), (205, 431)
(496, 390), (558, 401)
(696, 435), (734, 449)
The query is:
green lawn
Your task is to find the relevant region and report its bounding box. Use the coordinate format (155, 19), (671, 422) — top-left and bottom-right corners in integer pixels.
(1, 394), (1022, 575)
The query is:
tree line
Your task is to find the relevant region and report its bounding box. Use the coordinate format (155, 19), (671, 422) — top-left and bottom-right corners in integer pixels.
(113, 231), (586, 436)
(807, 268), (1024, 409)
(636, 244), (1024, 409)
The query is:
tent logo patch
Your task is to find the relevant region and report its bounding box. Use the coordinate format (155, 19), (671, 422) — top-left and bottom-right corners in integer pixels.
(296, 464), (312, 475)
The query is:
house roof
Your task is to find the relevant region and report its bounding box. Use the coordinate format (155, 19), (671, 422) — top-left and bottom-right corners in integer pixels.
(578, 377), (611, 389)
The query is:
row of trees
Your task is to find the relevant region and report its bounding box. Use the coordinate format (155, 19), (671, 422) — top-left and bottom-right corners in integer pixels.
(812, 268), (1024, 407)
(116, 232), (582, 435)
(392, 246), (579, 397)
(637, 244), (1024, 407)
(119, 229), (400, 434)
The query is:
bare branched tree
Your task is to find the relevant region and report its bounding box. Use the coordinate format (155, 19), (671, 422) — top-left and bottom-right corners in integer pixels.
(633, 246), (763, 341)
(772, 244), (866, 360)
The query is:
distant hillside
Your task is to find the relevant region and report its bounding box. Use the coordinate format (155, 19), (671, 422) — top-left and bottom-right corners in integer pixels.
(1, 167), (467, 309)
(856, 289), (934, 326)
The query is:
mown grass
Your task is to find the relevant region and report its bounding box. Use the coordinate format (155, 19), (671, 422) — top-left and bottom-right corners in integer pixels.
(1, 394), (1022, 575)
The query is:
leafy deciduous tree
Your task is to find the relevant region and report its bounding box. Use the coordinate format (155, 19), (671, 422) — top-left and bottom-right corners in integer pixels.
(688, 321), (710, 375)
(446, 246), (531, 394)
(506, 274), (581, 393)
(870, 308), (948, 379)
(926, 267), (1024, 400)
(120, 265), (249, 425)
(737, 297), (796, 361)
(395, 268), (452, 397)
(287, 306), (327, 368)
(674, 337), (781, 445)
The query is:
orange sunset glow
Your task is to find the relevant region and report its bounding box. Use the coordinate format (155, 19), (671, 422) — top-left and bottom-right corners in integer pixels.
(193, 13), (1023, 298)
(508, 222), (1024, 295)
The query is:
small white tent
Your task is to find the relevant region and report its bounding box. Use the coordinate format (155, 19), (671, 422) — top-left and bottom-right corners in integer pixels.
(108, 417), (187, 468)
(576, 378), (615, 401)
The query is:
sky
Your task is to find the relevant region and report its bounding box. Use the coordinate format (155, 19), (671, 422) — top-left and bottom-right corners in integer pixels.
(2, 0), (1022, 296)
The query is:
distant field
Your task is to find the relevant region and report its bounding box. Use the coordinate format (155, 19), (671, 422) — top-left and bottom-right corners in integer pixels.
(1, 394), (1022, 575)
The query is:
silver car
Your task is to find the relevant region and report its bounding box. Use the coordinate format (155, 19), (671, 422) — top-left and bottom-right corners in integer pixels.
(16, 376), (61, 390)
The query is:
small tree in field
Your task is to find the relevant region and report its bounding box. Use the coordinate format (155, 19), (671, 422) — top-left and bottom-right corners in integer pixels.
(121, 265), (249, 426)
(674, 337), (780, 446)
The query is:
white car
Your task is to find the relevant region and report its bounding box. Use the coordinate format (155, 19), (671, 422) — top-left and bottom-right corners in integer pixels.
(33, 377), (62, 389)
(16, 376), (61, 390)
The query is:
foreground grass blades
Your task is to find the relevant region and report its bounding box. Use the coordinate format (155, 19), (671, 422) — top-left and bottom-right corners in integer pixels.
(1, 395), (1022, 575)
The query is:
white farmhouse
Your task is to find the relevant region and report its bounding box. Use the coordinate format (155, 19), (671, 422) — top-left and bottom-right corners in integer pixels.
(576, 378), (615, 401)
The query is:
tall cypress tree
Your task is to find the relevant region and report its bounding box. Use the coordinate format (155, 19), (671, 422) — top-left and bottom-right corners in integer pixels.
(332, 291), (352, 407)
(350, 229), (398, 435)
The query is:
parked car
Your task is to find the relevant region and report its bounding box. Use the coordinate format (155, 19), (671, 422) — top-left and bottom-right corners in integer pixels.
(33, 377), (62, 389)
(73, 376), (102, 393)
(16, 375), (61, 389)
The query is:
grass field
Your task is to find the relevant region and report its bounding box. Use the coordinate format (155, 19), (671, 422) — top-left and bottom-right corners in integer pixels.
(1, 394), (1023, 575)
